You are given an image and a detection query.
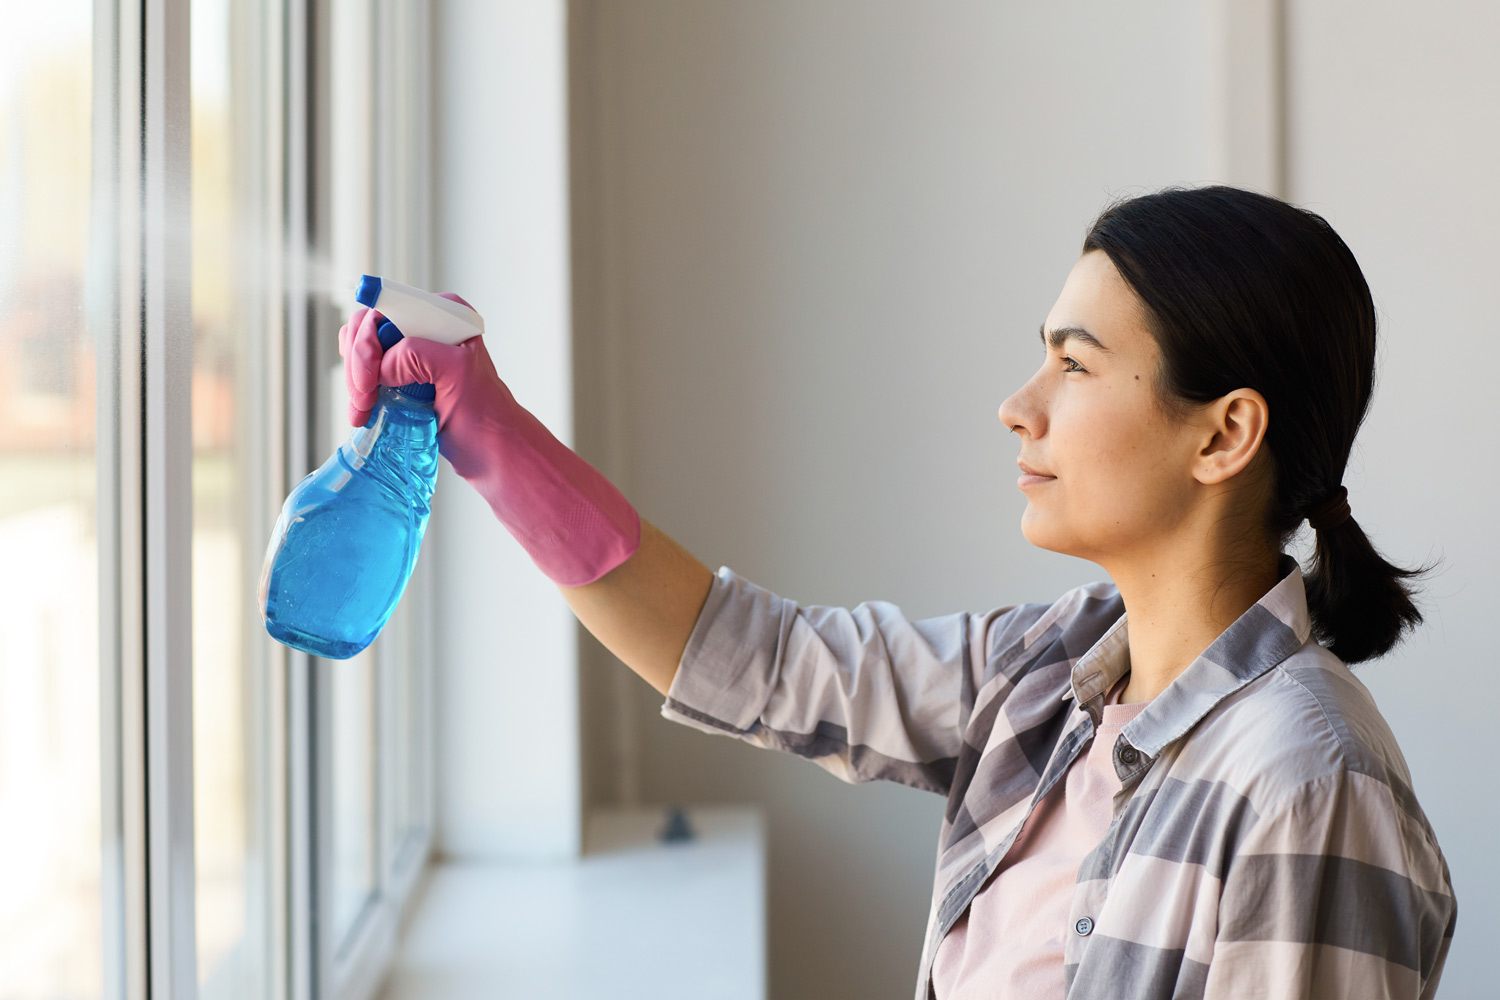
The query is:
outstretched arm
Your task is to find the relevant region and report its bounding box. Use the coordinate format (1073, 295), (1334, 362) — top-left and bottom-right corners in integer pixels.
(344, 298), (988, 795)
(343, 300), (712, 694)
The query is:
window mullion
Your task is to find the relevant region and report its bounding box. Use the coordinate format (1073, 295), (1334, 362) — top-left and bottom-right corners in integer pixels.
(103, 0), (150, 998)
(261, 0), (293, 992)
(284, 0), (320, 998)
(140, 0), (197, 998)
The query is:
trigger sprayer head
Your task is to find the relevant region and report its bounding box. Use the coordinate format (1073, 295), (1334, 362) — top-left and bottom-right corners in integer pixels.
(353, 274), (484, 346)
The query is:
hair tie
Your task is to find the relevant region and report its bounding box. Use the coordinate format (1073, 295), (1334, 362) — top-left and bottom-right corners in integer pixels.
(1307, 485), (1351, 532)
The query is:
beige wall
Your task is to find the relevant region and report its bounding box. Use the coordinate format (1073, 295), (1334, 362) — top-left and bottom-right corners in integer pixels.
(568, 2), (1491, 997)
(1282, 3), (1497, 998)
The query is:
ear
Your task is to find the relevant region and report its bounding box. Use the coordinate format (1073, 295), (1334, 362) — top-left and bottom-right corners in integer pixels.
(1192, 388), (1269, 486)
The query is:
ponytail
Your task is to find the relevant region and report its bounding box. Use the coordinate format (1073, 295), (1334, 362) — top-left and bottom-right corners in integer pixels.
(1305, 511), (1426, 664)
(1083, 186), (1432, 663)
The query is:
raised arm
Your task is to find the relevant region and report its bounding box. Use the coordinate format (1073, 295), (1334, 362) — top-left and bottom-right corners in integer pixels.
(342, 302), (712, 693)
(345, 302), (998, 793)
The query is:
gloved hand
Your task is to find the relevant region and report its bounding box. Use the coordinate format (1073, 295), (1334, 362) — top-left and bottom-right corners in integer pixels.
(338, 296), (641, 587)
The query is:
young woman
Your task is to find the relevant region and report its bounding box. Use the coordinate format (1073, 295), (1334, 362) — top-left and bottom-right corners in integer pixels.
(344, 186), (1457, 999)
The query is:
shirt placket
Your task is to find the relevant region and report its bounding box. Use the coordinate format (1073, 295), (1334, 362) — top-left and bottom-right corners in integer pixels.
(923, 699), (1100, 998)
(1061, 731), (1156, 973)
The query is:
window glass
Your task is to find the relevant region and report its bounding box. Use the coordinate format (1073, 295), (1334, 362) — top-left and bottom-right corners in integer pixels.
(0, 3), (104, 997)
(372, 0), (433, 864)
(328, 0), (381, 950)
(191, 0), (272, 994)
(0, 4), (431, 996)
(326, 365), (378, 946)
(391, 601), (421, 853)
(331, 649), (379, 944)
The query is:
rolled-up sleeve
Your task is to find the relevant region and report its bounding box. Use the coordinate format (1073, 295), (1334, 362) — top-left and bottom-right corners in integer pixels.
(661, 566), (992, 795)
(1203, 769), (1458, 999)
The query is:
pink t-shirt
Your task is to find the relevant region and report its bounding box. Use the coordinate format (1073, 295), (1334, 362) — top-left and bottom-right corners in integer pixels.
(931, 675), (1148, 999)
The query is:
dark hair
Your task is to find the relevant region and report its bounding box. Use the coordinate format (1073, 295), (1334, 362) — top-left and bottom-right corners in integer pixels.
(1082, 185), (1424, 664)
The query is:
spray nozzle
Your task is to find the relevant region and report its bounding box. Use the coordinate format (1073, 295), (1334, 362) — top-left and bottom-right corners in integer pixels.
(356, 275), (483, 405)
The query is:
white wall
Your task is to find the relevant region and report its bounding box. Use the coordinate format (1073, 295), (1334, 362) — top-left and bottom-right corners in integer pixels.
(1283, 4), (1498, 998)
(430, 0), (580, 861)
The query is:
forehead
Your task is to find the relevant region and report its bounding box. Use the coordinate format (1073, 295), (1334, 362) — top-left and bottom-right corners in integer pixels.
(1043, 251), (1154, 358)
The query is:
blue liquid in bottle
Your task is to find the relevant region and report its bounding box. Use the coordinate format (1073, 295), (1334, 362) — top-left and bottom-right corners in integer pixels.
(260, 320), (438, 659)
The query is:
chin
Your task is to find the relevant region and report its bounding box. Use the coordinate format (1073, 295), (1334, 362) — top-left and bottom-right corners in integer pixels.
(1019, 508), (1074, 556)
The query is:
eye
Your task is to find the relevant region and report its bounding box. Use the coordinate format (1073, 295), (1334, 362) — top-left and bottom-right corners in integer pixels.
(1061, 355), (1087, 373)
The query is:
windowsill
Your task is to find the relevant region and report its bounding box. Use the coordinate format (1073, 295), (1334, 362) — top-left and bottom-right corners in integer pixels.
(376, 806), (765, 999)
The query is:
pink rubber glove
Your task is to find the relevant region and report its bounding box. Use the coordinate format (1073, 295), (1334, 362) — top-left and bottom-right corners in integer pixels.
(337, 298), (641, 587)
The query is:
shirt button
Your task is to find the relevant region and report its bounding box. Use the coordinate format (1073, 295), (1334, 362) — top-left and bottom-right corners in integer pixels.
(1075, 916), (1094, 936)
(1119, 746), (1139, 765)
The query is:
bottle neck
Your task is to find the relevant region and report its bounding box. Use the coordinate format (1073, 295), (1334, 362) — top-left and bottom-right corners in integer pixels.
(342, 387), (439, 490)
(369, 385), (438, 440)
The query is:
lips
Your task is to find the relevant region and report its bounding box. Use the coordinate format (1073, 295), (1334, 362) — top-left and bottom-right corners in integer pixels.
(1016, 458), (1056, 490)
(1016, 459), (1054, 478)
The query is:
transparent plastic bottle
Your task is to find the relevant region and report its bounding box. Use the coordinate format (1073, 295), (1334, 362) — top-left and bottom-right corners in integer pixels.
(259, 319), (439, 659)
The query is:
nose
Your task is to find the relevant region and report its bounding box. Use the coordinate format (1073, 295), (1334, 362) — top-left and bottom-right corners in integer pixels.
(998, 373), (1044, 439)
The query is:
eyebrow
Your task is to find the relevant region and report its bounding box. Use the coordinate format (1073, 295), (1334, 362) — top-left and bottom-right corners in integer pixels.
(1039, 323), (1111, 353)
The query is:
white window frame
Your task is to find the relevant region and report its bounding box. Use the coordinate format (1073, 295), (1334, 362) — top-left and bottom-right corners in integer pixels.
(94, 1), (436, 997)
(317, 3), (437, 998)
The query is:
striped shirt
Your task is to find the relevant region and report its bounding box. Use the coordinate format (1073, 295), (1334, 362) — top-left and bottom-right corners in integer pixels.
(661, 555), (1457, 999)
(931, 674), (1148, 997)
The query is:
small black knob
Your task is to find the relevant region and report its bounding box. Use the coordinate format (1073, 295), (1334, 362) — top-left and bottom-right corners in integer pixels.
(659, 806), (695, 843)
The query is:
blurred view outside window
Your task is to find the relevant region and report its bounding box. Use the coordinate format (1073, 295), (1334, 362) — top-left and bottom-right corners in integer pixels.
(0, 3), (105, 997)
(327, 159), (380, 952)
(331, 641), (378, 947)
(327, 0), (387, 951)
(390, 597), (427, 858)
(0, 2), (430, 994)
(373, 1), (433, 857)
(191, 0), (273, 995)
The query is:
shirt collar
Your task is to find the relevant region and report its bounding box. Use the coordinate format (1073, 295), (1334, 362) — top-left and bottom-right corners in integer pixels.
(1061, 554), (1312, 758)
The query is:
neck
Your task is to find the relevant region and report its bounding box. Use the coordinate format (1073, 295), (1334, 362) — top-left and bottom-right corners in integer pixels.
(1103, 531), (1280, 706)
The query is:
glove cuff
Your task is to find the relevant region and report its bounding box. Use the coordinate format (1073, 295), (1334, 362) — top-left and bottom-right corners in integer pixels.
(449, 406), (642, 587)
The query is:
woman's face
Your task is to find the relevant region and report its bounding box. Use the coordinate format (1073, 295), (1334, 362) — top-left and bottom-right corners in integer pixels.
(999, 251), (1211, 565)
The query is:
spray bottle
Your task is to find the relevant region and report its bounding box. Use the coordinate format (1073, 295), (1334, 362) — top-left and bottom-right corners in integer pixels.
(258, 277), (484, 659)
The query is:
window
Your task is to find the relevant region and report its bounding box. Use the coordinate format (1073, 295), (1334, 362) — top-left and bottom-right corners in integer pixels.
(0, 4), (108, 996)
(190, 0), (275, 995)
(324, 3), (437, 998)
(0, 2), (435, 997)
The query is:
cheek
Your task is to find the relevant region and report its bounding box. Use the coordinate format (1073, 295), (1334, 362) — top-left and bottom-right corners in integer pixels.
(1049, 391), (1185, 523)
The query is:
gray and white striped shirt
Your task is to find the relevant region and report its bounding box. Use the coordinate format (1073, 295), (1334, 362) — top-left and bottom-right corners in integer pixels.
(662, 555), (1457, 998)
